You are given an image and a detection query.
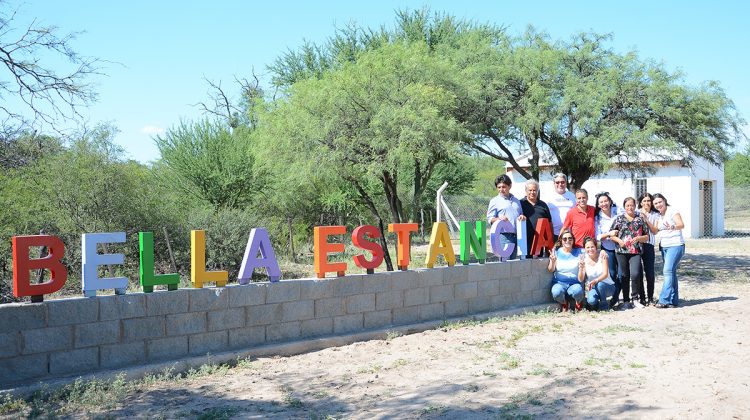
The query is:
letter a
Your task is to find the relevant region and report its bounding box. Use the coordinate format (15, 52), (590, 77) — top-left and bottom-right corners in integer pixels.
(425, 222), (456, 268)
(238, 228), (282, 283)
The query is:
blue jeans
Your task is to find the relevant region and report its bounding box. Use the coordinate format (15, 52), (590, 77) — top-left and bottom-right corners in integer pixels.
(603, 248), (620, 304)
(587, 282), (615, 310)
(659, 244), (684, 306)
(551, 281), (584, 304)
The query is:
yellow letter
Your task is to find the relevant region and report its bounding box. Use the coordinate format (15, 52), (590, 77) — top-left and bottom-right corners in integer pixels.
(191, 230), (228, 288)
(425, 222), (456, 268)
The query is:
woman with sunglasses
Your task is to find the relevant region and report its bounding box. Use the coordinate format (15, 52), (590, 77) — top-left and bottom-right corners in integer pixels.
(548, 228), (584, 311)
(608, 197), (649, 309)
(579, 236), (615, 310)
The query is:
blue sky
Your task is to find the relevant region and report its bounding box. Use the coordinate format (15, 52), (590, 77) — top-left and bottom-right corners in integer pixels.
(9, 0), (750, 162)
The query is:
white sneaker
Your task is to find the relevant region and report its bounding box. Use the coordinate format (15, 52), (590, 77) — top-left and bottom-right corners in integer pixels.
(632, 301), (645, 309)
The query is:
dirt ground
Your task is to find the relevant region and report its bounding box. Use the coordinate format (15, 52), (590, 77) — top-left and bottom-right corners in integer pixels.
(23, 239), (750, 419)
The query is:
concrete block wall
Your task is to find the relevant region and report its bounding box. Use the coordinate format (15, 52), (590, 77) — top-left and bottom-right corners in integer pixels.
(0, 258), (553, 387)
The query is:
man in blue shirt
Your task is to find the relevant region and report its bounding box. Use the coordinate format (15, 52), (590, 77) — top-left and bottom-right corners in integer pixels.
(487, 174), (523, 259)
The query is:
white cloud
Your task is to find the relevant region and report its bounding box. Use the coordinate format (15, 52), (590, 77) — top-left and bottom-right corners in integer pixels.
(141, 125), (166, 136)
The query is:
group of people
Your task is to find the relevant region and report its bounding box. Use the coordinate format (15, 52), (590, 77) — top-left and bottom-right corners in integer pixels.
(486, 173), (685, 311)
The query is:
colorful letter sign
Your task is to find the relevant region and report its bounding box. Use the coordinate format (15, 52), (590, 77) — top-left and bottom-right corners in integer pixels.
(489, 220), (515, 260)
(388, 223), (418, 270)
(530, 218), (555, 257)
(238, 228), (282, 283)
(139, 232), (179, 293)
(191, 230), (228, 288)
(12, 235), (67, 301)
(425, 222), (456, 268)
(352, 225), (384, 273)
(459, 221), (486, 264)
(314, 226), (347, 278)
(82, 232), (128, 297)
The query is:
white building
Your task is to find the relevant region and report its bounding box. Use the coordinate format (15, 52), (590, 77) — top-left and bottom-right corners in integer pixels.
(505, 153), (724, 238)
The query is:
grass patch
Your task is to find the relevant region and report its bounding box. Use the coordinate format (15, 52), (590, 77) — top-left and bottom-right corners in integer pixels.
(629, 362), (647, 368)
(600, 325), (646, 334)
(195, 406), (241, 420)
(499, 352), (521, 369)
(421, 404), (446, 415)
(356, 364), (383, 374)
(388, 358), (409, 369)
(527, 364), (551, 376)
(385, 330), (403, 340)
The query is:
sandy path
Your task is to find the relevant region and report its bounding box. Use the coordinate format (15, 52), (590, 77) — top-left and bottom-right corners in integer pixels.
(74, 248), (750, 419)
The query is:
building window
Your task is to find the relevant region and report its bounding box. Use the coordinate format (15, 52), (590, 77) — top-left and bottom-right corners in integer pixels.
(634, 178), (647, 199)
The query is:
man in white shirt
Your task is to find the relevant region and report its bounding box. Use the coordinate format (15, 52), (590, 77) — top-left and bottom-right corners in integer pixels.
(546, 173), (576, 242)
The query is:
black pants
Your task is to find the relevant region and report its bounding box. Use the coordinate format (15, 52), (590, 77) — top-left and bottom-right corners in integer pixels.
(616, 253), (643, 302)
(640, 243), (656, 303)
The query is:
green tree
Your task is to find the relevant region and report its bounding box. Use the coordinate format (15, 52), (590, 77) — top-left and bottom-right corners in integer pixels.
(725, 146), (750, 186)
(154, 119), (263, 210)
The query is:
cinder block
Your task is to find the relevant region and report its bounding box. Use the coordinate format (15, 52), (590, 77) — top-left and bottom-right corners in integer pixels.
(510, 259), (532, 278)
(334, 314), (363, 334)
(376, 290), (403, 311)
(0, 303), (46, 334)
(442, 265), (469, 285)
(332, 276), (365, 297)
(345, 294), (375, 314)
(300, 318), (333, 338)
(416, 268), (443, 287)
(429, 284), (453, 303)
(22, 326), (72, 354)
(229, 326), (265, 348)
(404, 288), (429, 307)
(445, 299), (469, 317)
(228, 283), (267, 307)
(0, 354), (47, 383)
(189, 287), (229, 312)
(189, 331), (228, 355)
(266, 281), (301, 303)
(455, 282), (478, 299)
(491, 294), (512, 309)
(208, 307), (245, 332)
(148, 335), (188, 361)
(419, 303), (444, 321)
(469, 296), (493, 314)
(50, 347), (98, 375)
(100, 341), (146, 369)
(99, 294), (147, 321)
(299, 280), (333, 300)
(281, 300), (315, 322)
(314, 298), (345, 318)
(145, 289), (190, 316)
(246, 303), (282, 326)
(477, 279), (500, 297)
(361, 273), (389, 294)
(166, 312), (206, 336)
(47, 297), (98, 326)
(266, 322), (300, 342)
(499, 276), (522, 295)
(533, 289), (554, 303)
(392, 307), (419, 325)
(76, 320), (120, 347)
(0, 332), (19, 358)
(387, 271), (419, 291)
(513, 291), (535, 306)
(520, 276), (537, 292)
(467, 263), (494, 283)
(492, 261), (512, 279)
(122, 316), (166, 341)
(364, 310), (392, 329)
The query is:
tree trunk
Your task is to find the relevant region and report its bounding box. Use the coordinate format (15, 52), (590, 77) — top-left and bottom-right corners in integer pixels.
(382, 170), (403, 223)
(287, 217), (297, 263)
(350, 178), (394, 271)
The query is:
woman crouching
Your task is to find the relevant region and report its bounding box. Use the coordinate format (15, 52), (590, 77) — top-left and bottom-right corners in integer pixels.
(548, 228), (584, 311)
(578, 236), (616, 310)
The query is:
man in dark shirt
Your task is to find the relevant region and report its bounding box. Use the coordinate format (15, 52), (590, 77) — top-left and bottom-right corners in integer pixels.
(520, 179), (552, 257)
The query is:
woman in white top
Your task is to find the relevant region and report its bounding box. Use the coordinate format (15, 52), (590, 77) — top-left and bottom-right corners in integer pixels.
(578, 236), (616, 310)
(652, 193), (685, 308)
(637, 192), (660, 305)
(594, 192), (621, 306)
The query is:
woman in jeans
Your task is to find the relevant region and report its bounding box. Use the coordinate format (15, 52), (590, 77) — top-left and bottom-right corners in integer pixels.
(637, 192), (660, 306)
(652, 193), (685, 308)
(578, 236), (615, 310)
(548, 229), (584, 311)
(608, 197), (649, 309)
(594, 192), (620, 306)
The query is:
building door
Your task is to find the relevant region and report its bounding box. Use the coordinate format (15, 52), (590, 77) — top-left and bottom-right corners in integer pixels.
(699, 180), (714, 237)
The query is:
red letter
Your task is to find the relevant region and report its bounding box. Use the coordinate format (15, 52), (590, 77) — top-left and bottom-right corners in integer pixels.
(13, 235), (67, 301)
(530, 218), (555, 257)
(352, 225), (383, 273)
(314, 226), (347, 278)
(388, 223), (418, 270)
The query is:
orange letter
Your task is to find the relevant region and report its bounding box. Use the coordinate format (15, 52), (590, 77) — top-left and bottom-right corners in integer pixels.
(352, 225), (383, 273)
(314, 226), (347, 278)
(388, 223), (418, 270)
(12, 235), (67, 301)
(530, 218), (555, 257)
